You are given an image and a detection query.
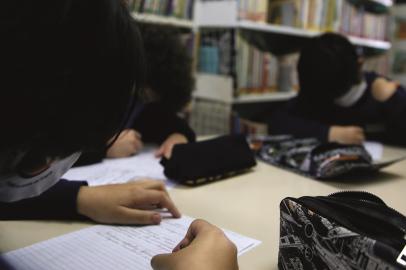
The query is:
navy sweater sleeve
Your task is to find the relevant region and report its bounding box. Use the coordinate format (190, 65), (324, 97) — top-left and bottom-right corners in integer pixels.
(381, 85), (406, 143)
(0, 180), (88, 220)
(382, 85), (406, 127)
(74, 150), (106, 167)
(268, 99), (330, 141)
(132, 102), (196, 144)
(74, 103), (196, 167)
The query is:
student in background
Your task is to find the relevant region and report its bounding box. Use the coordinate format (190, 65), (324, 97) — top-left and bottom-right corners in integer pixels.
(77, 24), (196, 166)
(269, 33), (406, 145)
(0, 1), (237, 269)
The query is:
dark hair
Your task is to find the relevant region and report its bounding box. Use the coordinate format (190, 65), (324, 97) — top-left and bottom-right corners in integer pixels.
(297, 33), (362, 111)
(0, 0), (145, 171)
(138, 24), (194, 113)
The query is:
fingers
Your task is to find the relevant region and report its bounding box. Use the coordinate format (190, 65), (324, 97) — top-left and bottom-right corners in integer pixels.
(130, 189), (181, 218)
(151, 253), (173, 270)
(136, 180), (169, 193)
(172, 219), (212, 252)
(127, 130), (143, 152)
(133, 130), (142, 140)
(116, 206), (162, 225)
(163, 145), (174, 159)
(155, 145), (165, 158)
(350, 126), (365, 144)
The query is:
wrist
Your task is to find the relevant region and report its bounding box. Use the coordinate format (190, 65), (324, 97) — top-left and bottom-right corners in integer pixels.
(170, 133), (188, 143)
(77, 186), (92, 217)
(328, 126), (340, 142)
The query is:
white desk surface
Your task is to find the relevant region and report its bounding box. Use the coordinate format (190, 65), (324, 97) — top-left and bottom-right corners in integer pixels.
(1, 145), (406, 270)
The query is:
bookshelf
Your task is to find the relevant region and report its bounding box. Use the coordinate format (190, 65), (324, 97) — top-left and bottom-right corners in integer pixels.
(390, 4), (406, 85)
(131, 13), (194, 29)
(129, 1), (393, 103)
(195, 1), (392, 51)
(233, 91), (297, 104)
(193, 0), (393, 104)
(238, 20), (391, 51)
(127, 0), (395, 134)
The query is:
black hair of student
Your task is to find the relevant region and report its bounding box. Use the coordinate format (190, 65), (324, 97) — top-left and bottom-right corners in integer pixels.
(0, 0), (145, 172)
(297, 33), (362, 111)
(138, 24), (195, 113)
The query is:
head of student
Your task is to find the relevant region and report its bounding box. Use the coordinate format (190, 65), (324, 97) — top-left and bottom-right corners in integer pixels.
(0, 0), (144, 201)
(138, 24), (195, 113)
(297, 33), (362, 111)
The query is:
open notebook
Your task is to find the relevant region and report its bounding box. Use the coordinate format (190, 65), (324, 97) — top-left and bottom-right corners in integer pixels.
(2, 216), (261, 270)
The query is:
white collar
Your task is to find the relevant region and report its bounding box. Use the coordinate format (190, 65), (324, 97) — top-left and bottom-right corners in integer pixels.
(334, 80), (367, 107)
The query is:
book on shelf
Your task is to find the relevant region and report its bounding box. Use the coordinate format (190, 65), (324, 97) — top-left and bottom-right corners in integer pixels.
(238, 0), (269, 22)
(363, 54), (390, 75)
(130, 0), (195, 20)
(391, 8), (406, 83)
(197, 29), (235, 76)
(236, 34), (299, 95)
(262, 0), (388, 41)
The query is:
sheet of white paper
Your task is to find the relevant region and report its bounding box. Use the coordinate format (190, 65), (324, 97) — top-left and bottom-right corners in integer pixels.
(2, 216), (261, 270)
(63, 149), (176, 188)
(363, 141), (384, 161)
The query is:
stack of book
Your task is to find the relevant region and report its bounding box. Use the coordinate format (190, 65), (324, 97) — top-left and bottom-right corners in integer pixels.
(236, 34), (299, 95)
(265, 0), (388, 41)
(340, 1), (388, 40)
(130, 0), (195, 20)
(197, 30), (234, 75)
(238, 0), (269, 22)
(363, 55), (389, 75)
(236, 34), (279, 94)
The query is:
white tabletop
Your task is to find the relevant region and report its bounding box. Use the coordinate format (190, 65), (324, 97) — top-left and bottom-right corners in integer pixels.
(1, 145), (406, 270)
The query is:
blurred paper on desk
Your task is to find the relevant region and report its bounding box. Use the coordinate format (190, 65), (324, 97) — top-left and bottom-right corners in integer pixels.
(363, 141), (383, 161)
(63, 149), (176, 189)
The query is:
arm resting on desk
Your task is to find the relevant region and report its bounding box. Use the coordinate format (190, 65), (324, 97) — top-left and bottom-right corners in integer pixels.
(0, 180), (88, 220)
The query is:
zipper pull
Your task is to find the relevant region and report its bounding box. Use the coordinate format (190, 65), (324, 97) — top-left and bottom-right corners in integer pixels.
(397, 245), (406, 266)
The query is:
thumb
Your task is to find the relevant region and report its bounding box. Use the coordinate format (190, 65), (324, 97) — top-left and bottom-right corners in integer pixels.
(151, 253), (173, 270)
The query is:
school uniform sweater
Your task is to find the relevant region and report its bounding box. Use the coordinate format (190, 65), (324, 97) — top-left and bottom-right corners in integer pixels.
(76, 102), (196, 166)
(268, 72), (406, 145)
(0, 102), (195, 220)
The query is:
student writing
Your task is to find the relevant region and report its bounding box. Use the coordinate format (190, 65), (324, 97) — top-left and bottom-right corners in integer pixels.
(269, 33), (406, 145)
(0, 1), (238, 269)
(76, 24), (196, 166)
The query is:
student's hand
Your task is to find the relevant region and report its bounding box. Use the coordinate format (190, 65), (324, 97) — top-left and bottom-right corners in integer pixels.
(372, 78), (400, 102)
(76, 180), (181, 225)
(151, 219), (239, 270)
(155, 133), (188, 159)
(106, 129), (143, 158)
(329, 126), (365, 145)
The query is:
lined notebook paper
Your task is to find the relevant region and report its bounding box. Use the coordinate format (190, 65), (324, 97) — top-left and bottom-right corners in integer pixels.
(2, 216), (261, 270)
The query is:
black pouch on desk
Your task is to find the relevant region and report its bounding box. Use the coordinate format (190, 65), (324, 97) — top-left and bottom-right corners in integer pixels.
(160, 135), (256, 186)
(279, 192), (406, 270)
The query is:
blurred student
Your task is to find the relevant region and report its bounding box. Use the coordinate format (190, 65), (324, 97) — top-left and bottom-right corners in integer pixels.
(0, 1), (237, 269)
(269, 33), (406, 145)
(77, 24), (196, 166)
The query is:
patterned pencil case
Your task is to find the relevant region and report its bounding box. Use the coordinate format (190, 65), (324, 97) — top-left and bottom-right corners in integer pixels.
(279, 192), (406, 269)
(257, 137), (402, 179)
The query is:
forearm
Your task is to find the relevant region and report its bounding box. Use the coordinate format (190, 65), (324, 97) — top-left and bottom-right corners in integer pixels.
(0, 180), (88, 220)
(382, 85), (406, 128)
